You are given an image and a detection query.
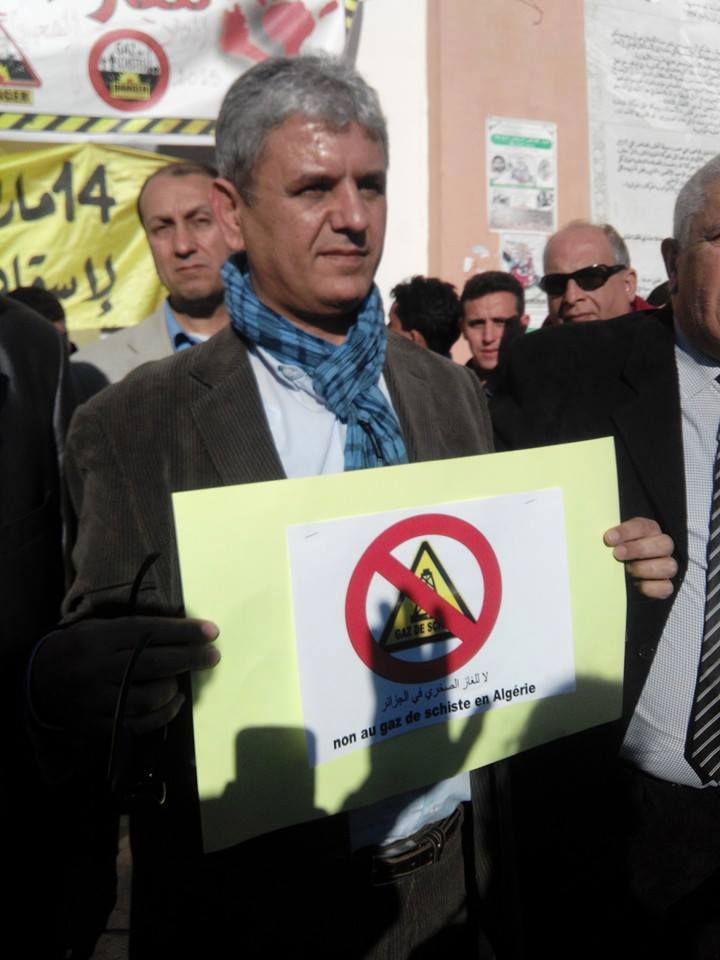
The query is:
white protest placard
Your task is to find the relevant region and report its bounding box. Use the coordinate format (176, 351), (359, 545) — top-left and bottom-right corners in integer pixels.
(288, 488), (574, 766)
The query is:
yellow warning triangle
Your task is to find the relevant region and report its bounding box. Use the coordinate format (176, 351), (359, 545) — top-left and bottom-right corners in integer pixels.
(379, 540), (474, 652)
(0, 25), (40, 87)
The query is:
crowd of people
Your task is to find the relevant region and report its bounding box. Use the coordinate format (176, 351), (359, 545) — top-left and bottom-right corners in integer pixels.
(2, 52), (719, 959)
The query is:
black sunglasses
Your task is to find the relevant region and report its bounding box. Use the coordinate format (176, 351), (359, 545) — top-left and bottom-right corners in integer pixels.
(540, 263), (627, 297)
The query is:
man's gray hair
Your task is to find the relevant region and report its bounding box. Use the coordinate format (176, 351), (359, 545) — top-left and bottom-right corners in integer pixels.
(673, 155), (720, 248)
(215, 55), (388, 201)
(544, 220), (630, 270)
(599, 223), (631, 267)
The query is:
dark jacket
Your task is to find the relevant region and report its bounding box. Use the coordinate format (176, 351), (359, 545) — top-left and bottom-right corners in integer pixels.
(61, 326), (498, 957)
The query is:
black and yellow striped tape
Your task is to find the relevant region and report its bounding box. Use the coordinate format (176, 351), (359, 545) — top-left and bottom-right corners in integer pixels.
(0, 112), (215, 137)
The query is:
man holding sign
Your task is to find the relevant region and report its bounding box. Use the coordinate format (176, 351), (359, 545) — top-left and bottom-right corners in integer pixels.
(31, 57), (673, 958)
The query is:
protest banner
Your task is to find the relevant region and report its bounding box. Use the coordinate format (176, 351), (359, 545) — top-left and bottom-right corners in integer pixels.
(0, 1), (353, 145)
(0, 142), (171, 331)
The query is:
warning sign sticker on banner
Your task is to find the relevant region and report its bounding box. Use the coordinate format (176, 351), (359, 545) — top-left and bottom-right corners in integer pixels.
(287, 488), (576, 766)
(0, 23), (40, 107)
(0, 24), (39, 88)
(89, 30), (170, 112)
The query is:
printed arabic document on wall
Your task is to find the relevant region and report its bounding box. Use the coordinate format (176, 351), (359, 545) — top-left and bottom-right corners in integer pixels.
(174, 438), (625, 853)
(586, 0), (720, 293)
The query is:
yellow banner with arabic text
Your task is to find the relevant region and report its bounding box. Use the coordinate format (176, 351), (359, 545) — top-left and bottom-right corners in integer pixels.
(0, 143), (172, 331)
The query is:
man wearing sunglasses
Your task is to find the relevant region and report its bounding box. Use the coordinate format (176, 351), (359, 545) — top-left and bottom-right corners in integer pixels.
(541, 221), (647, 324)
(491, 160), (720, 957)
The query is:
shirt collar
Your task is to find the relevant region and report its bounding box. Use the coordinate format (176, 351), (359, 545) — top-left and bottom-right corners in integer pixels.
(251, 343), (319, 399)
(163, 300), (207, 352)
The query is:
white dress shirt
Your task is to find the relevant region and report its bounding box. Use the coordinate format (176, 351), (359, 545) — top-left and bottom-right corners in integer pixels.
(247, 344), (471, 846)
(621, 326), (720, 786)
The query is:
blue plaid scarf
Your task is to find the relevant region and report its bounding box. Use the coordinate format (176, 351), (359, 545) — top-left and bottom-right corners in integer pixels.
(223, 259), (408, 471)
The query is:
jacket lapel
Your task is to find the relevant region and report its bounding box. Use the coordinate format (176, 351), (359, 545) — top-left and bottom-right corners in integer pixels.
(610, 307), (688, 564)
(383, 334), (428, 462)
(185, 329), (460, 484)
(187, 327), (286, 486)
(126, 307), (173, 362)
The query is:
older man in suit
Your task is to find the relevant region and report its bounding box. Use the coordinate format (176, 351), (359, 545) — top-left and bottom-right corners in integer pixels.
(491, 155), (720, 958)
(32, 56), (672, 959)
(74, 161), (233, 384)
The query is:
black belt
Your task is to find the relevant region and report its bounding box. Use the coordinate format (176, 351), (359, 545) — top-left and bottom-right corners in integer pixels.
(359, 803), (464, 886)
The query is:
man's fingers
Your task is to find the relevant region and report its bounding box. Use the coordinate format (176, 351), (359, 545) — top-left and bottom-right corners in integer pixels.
(71, 615), (221, 685)
(624, 557), (678, 583)
(611, 533), (675, 563)
(70, 675), (197, 729)
(126, 690), (187, 734)
(629, 576), (675, 600)
(604, 516), (661, 546)
(604, 517), (677, 600)
(31, 615), (220, 731)
(125, 678), (182, 718)
(130, 642), (221, 682)
(94, 616), (219, 652)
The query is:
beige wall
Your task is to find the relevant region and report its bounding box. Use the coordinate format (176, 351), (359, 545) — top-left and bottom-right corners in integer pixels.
(357, 0), (429, 308)
(427, 0), (591, 355)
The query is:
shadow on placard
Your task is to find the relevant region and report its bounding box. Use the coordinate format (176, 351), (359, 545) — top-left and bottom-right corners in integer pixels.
(195, 583), (497, 958)
(341, 595), (489, 812)
(196, 593), (624, 959)
(341, 599), (499, 959)
(200, 725), (327, 849)
(339, 615), (625, 960)
(198, 721), (403, 958)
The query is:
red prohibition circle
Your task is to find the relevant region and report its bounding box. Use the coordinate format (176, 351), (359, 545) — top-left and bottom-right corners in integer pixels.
(345, 513), (502, 684)
(88, 30), (170, 113)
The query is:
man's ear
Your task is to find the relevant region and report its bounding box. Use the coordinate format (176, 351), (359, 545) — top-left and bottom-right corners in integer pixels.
(519, 313), (530, 330)
(624, 267), (638, 302)
(408, 328), (428, 348)
(211, 178), (245, 251)
(661, 238), (679, 294)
